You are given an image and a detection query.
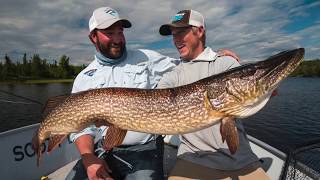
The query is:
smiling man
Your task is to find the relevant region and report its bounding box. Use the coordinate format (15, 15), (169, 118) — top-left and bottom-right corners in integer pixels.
(158, 9), (270, 180)
(66, 7), (179, 180)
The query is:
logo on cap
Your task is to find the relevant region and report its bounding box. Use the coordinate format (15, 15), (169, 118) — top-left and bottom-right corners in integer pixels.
(172, 13), (185, 22)
(104, 9), (117, 17)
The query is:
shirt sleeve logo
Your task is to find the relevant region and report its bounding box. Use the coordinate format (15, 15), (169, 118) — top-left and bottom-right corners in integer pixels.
(84, 69), (97, 76)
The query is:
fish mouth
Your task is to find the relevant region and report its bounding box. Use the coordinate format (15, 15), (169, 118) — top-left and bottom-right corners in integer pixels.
(255, 48), (305, 92)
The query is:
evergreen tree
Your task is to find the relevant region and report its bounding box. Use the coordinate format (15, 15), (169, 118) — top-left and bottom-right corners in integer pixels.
(0, 62), (3, 80)
(40, 58), (50, 77)
(3, 54), (15, 79)
(31, 54), (42, 77)
(49, 60), (59, 78)
(21, 53), (31, 76)
(58, 55), (70, 78)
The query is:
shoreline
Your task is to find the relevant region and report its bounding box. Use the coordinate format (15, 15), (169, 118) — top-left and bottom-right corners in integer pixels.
(0, 79), (74, 84)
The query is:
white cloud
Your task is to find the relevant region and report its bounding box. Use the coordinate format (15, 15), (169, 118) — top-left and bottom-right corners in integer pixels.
(0, 0), (319, 65)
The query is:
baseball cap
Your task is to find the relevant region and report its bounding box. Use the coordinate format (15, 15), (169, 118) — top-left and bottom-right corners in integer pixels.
(159, 9), (205, 36)
(89, 7), (132, 32)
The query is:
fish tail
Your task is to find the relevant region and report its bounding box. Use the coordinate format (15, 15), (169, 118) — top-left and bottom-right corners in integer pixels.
(31, 130), (43, 167)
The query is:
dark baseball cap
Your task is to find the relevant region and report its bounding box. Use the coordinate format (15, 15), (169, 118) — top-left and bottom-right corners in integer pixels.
(159, 9), (205, 36)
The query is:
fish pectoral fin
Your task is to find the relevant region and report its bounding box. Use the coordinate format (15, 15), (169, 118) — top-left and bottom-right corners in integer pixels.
(42, 94), (70, 117)
(47, 134), (67, 153)
(103, 126), (127, 151)
(220, 116), (239, 154)
(204, 91), (225, 118)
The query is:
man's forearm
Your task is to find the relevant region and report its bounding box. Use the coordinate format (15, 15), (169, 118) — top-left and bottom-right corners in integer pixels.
(75, 134), (98, 169)
(75, 134), (95, 155)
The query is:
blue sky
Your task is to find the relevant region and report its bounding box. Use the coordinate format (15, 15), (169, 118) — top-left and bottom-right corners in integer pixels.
(0, 0), (319, 65)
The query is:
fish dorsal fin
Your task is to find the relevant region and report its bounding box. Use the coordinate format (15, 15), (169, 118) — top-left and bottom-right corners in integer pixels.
(103, 126), (127, 151)
(220, 116), (239, 154)
(42, 94), (69, 117)
(47, 134), (67, 153)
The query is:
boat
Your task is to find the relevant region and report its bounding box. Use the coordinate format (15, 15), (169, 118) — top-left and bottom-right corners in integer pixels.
(0, 124), (79, 180)
(0, 124), (319, 180)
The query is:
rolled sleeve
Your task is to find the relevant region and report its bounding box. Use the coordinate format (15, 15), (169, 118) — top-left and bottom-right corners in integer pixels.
(68, 125), (98, 142)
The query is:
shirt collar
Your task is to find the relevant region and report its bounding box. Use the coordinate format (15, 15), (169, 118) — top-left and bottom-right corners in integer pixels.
(95, 49), (127, 66)
(182, 47), (218, 63)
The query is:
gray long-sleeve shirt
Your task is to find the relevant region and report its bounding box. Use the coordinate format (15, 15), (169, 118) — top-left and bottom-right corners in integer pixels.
(157, 47), (259, 170)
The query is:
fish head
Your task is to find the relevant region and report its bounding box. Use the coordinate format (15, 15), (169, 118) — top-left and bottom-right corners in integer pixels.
(207, 48), (305, 118)
(252, 48), (304, 92)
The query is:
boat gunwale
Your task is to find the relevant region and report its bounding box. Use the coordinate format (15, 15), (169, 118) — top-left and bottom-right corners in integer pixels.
(247, 135), (287, 160)
(0, 123), (40, 137)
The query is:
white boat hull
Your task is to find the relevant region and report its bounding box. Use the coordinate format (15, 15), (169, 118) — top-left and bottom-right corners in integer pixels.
(0, 124), (79, 180)
(1, 125), (317, 180)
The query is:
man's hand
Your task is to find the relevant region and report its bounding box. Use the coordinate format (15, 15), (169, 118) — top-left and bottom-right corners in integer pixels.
(82, 153), (113, 180)
(217, 49), (240, 62)
(75, 135), (113, 180)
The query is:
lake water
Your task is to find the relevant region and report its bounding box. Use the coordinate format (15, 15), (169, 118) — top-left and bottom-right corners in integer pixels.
(0, 83), (72, 133)
(0, 78), (319, 155)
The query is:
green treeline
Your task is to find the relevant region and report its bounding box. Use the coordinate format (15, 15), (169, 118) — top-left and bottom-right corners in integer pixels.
(290, 59), (320, 77)
(1, 54), (319, 82)
(0, 53), (86, 82)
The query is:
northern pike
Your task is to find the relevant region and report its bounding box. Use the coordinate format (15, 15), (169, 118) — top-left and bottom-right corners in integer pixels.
(32, 48), (304, 166)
